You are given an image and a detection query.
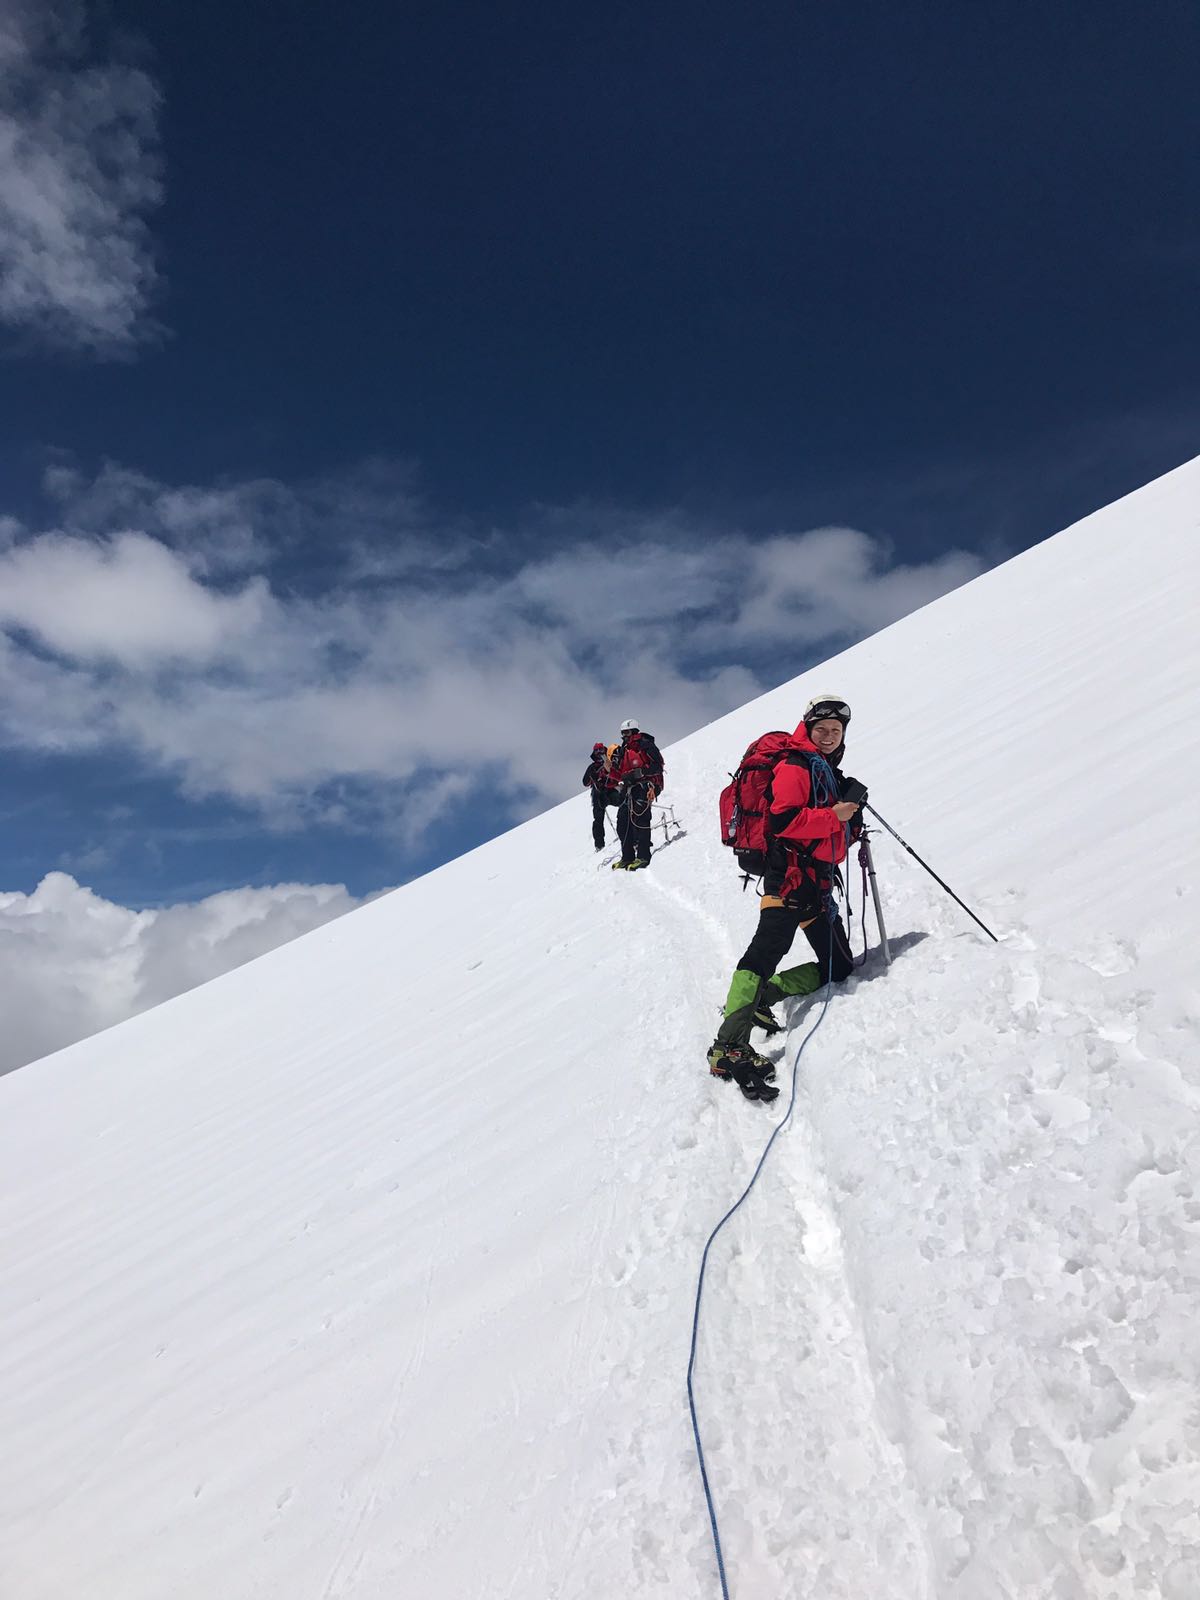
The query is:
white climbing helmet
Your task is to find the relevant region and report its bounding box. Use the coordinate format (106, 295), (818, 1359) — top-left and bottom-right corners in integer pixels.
(803, 695), (851, 728)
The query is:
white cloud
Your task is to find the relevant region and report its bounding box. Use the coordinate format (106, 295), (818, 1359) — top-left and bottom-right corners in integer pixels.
(517, 536), (723, 629)
(0, 462), (986, 1073)
(0, 461), (985, 835)
(0, 871), (370, 1075)
(41, 457), (465, 577)
(0, 0), (163, 355)
(733, 527), (984, 645)
(0, 529), (272, 663)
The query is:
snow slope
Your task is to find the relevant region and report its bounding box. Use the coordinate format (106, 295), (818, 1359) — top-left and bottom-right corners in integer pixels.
(2, 458), (1199, 1600)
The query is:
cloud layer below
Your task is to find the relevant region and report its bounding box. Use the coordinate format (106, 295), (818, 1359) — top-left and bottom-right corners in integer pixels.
(0, 872), (368, 1075)
(0, 460), (984, 836)
(0, 457), (987, 1071)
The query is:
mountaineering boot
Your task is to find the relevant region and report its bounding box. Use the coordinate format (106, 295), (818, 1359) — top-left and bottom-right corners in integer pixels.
(707, 1041), (776, 1082)
(612, 859), (630, 870)
(728, 1059), (780, 1103)
(707, 1042), (779, 1103)
(625, 858), (650, 871)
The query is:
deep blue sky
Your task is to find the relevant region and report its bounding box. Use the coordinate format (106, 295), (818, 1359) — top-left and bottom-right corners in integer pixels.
(2, 0), (1198, 906)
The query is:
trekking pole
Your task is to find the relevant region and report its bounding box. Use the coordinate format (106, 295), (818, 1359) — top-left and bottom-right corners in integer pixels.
(862, 803), (999, 943)
(859, 832), (892, 965)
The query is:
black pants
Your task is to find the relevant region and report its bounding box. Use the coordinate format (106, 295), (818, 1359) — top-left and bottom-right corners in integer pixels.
(591, 789), (615, 848)
(617, 780), (654, 864)
(738, 904), (855, 987)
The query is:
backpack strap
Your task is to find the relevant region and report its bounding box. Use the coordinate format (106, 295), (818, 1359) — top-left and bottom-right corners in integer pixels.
(765, 750), (814, 834)
(766, 751), (837, 881)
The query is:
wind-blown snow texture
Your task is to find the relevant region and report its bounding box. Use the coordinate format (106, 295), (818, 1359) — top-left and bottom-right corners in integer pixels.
(2, 459), (1199, 1599)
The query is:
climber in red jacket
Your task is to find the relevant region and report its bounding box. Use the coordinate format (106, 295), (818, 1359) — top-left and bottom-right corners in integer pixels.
(709, 695), (864, 1101)
(582, 742), (619, 850)
(607, 719), (665, 871)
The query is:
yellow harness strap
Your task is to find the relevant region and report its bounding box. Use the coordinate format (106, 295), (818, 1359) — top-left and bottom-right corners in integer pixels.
(759, 893), (816, 929)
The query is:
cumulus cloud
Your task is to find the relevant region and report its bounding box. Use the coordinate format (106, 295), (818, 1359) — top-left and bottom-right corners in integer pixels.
(0, 0), (163, 355)
(730, 527), (982, 645)
(0, 461), (986, 1068)
(0, 529), (272, 662)
(0, 872), (370, 1075)
(0, 459), (985, 835)
(39, 456), (483, 584)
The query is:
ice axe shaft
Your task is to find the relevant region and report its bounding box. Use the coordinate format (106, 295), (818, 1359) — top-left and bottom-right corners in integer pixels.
(859, 834), (891, 964)
(862, 803), (999, 943)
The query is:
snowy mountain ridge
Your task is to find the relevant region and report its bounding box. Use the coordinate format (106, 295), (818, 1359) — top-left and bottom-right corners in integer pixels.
(2, 457), (1200, 1598)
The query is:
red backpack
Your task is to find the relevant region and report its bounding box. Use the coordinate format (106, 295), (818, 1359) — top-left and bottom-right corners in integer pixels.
(614, 732), (663, 787)
(621, 740), (651, 774)
(718, 731), (807, 876)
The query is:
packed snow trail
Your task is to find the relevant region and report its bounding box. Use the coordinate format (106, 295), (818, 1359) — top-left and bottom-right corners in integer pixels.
(648, 804), (1200, 1597)
(799, 890), (1200, 1596)
(2, 456), (1199, 1598)
(535, 823), (937, 1597)
(683, 952), (934, 1600)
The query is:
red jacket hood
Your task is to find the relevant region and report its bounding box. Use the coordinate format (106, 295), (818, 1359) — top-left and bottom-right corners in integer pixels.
(791, 722), (845, 762)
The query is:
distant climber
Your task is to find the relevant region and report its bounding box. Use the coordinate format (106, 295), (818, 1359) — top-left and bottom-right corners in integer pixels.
(608, 719), (665, 871)
(709, 695), (865, 1102)
(583, 741), (619, 850)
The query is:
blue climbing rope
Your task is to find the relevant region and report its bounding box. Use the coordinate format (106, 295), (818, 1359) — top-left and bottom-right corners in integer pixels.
(687, 876), (843, 1600)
